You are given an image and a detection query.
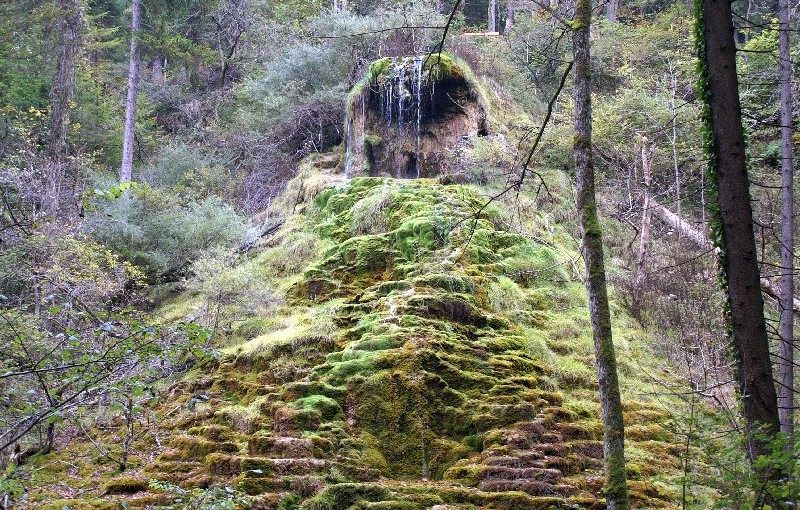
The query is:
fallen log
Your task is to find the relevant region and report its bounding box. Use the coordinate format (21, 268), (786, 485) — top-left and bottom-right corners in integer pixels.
(650, 200), (800, 313)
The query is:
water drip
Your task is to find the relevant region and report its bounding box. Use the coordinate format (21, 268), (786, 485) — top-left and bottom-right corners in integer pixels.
(344, 118), (354, 178)
(350, 54), (481, 179)
(413, 57), (423, 178)
(396, 64), (405, 135)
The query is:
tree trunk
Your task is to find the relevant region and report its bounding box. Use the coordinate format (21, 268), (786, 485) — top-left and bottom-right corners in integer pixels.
(47, 0), (82, 213)
(488, 0), (497, 32)
(572, 0), (630, 508)
(632, 136), (654, 319)
(504, 3), (515, 34)
(777, 0), (794, 435)
(649, 200), (800, 315)
(651, 202), (713, 251)
(669, 64), (681, 219)
(119, 0), (142, 185)
(151, 56), (165, 88)
(606, 0), (618, 22)
(697, 0), (780, 462)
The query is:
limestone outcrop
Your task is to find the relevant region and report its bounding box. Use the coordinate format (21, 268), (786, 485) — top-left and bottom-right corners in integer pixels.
(344, 54), (488, 178)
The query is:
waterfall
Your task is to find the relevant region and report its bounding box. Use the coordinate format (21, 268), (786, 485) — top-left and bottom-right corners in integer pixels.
(344, 117), (354, 178)
(362, 56), (439, 179)
(384, 74), (393, 125)
(413, 57), (423, 178)
(396, 63), (405, 135)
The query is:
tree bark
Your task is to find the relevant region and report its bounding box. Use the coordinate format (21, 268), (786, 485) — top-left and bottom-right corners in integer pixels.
(151, 57), (165, 88)
(47, 0), (83, 213)
(119, 0), (142, 185)
(698, 0), (780, 461)
(777, 0), (794, 435)
(504, 3), (515, 34)
(606, 0), (618, 22)
(651, 202), (713, 251)
(669, 64), (681, 219)
(572, 0), (630, 508)
(488, 0), (497, 32)
(632, 136), (654, 318)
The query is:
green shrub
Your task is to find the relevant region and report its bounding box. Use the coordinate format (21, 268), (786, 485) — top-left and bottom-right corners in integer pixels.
(87, 185), (247, 281)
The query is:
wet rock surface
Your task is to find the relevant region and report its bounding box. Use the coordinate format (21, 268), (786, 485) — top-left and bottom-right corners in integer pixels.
(344, 54), (488, 179)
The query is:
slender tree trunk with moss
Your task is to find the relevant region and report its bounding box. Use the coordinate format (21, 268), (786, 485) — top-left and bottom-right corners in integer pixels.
(777, 0), (794, 435)
(504, 3), (515, 33)
(47, 0), (82, 213)
(572, 1), (630, 508)
(120, 0), (142, 185)
(695, 0), (780, 462)
(632, 136), (654, 319)
(488, 0), (496, 32)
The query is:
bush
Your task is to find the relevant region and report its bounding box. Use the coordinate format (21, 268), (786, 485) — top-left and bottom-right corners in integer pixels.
(188, 247), (279, 333)
(86, 185), (248, 281)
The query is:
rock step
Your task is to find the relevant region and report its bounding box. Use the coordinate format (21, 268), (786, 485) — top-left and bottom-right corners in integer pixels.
(248, 435), (315, 457)
(269, 457), (328, 475)
(329, 460), (382, 481)
(482, 449), (545, 468)
(478, 479), (578, 497)
(498, 425), (563, 449)
(481, 466), (563, 483)
(568, 440), (604, 460)
(168, 434), (240, 461)
(205, 453), (329, 477)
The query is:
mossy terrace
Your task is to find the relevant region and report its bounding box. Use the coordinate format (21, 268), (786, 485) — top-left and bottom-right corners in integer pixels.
(21, 162), (701, 509)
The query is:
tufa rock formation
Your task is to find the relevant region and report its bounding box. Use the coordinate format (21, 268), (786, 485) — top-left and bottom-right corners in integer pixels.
(344, 54), (489, 179)
(20, 56), (703, 510)
(24, 166), (691, 509)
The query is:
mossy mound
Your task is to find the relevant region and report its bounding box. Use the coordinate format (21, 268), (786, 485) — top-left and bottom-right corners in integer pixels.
(20, 168), (701, 509)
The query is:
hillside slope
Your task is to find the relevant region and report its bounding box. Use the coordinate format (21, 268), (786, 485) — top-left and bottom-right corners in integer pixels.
(22, 157), (696, 509)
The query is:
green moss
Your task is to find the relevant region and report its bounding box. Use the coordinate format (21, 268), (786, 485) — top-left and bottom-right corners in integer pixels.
(237, 475), (280, 495)
(443, 463), (484, 485)
(103, 476), (149, 494)
(274, 405), (322, 432)
(363, 133), (384, 147)
(169, 435), (239, 461)
(205, 452), (241, 475)
(240, 457), (274, 474)
(41, 501), (118, 510)
(365, 501), (420, 510)
(413, 273), (474, 293)
(37, 168), (689, 509)
(187, 424), (235, 441)
(292, 395), (343, 420)
(393, 217), (448, 260)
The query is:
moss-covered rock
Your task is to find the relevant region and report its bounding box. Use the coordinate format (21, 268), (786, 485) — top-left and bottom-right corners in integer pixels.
(103, 476), (149, 494)
(345, 54), (489, 178)
(23, 164), (698, 509)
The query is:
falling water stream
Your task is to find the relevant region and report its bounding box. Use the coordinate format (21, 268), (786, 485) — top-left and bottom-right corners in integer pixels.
(413, 57), (423, 178)
(346, 56), (436, 179)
